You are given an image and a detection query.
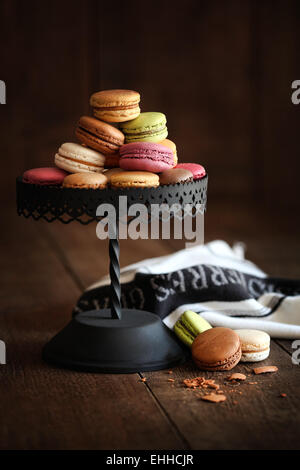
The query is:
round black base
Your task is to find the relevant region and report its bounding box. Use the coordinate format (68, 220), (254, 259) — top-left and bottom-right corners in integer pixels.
(42, 309), (188, 373)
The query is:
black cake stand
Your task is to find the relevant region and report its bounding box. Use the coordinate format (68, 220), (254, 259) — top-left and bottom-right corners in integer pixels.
(16, 175), (208, 373)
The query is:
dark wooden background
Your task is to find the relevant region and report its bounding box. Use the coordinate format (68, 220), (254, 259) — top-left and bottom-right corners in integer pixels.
(1, 0), (300, 211)
(1, 1), (300, 450)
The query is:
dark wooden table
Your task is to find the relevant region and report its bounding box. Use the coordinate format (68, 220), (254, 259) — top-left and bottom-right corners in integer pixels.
(1, 200), (300, 450)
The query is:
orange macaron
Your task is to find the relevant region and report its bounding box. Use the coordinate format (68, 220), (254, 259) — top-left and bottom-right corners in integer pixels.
(63, 172), (108, 189)
(110, 171), (159, 188)
(90, 89), (141, 123)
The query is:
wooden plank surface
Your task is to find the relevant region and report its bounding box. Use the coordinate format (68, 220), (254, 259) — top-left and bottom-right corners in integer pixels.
(1, 200), (300, 449)
(0, 207), (185, 450)
(142, 341), (300, 450)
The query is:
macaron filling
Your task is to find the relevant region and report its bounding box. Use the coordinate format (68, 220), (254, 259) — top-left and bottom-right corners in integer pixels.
(126, 125), (166, 138)
(56, 154), (103, 169)
(120, 152), (172, 164)
(95, 103), (139, 111)
(195, 347), (242, 370)
(111, 179), (158, 187)
(175, 320), (198, 341)
(77, 126), (120, 147)
(242, 347), (269, 353)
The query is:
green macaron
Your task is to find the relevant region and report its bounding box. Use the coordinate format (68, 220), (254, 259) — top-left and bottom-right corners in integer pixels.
(174, 310), (212, 348)
(120, 112), (168, 143)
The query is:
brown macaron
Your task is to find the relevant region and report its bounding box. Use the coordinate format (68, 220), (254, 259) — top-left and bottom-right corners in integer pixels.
(76, 116), (124, 155)
(192, 327), (241, 371)
(104, 153), (120, 168)
(63, 172), (108, 189)
(159, 168), (193, 186)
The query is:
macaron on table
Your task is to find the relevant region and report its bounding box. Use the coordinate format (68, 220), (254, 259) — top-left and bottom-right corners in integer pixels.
(16, 88), (208, 373)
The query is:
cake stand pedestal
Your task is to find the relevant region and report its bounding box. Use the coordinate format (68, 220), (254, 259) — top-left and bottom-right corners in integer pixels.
(16, 175), (208, 373)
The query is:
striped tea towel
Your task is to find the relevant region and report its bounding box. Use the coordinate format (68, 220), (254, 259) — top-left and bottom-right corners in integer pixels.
(74, 240), (300, 339)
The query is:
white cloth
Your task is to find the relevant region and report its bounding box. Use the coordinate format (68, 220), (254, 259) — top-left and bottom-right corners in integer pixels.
(84, 240), (300, 339)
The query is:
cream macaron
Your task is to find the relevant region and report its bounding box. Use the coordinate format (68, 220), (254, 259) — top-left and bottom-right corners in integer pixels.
(55, 143), (105, 174)
(235, 329), (270, 362)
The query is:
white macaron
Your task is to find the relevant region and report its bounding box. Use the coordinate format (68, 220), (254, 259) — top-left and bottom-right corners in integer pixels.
(235, 329), (270, 362)
(55, 142), (105, 173)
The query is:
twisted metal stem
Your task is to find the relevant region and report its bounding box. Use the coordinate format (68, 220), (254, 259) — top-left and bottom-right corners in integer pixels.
(109, 222), (121, 319)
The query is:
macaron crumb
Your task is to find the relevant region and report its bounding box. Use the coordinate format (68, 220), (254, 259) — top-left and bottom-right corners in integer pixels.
(201, 393), (226, 403)
(280, 393), (287, 398)
(248, 382), (258, 385)
(140, 377), (147, 382)
(205, 380), (220, 390)
(168, 378), (175, 383)
(227, 373), (246, 381)
(183, 377), (220, 390)
(183, 378), (199, 389)
(253, 366), (278, 375)
(233, 400), (238, 405)
(168, 370), (173, 374)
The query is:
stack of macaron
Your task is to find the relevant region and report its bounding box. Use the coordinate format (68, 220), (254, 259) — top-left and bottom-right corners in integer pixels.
(174, 310), (271, 371)
(22, 89), (206, 190)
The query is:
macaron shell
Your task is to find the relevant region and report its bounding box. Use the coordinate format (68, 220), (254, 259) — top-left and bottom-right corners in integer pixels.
(90, 89), (140, 107)
(58, 143), (105, 165)
(235, 329), (270, 352)
(174, 323), (194, 347)
(110, 171), (159, 188)
(158, 139), (177, 167)
(93, 107), (140, 123)
(121, 112), (167, 131)
(55, 142), (105, 174)
(176, 163), (206, 179)
(23, 167), (69, 185)
(240, 349), (270, 362)
(120, 158), (171, 172)
(55, 154), (104, 174)
(76, 128), (117, 154)
(125, 128), (167, 143)
(192, 327), (241, 371)
(158, 138), (176, 153)
(182, 310), (212, 336)
(76, 116), (124, 154)
(159, 168), (193, 185)
(193, 348), (241, 371)
(90, 89), (141, 123)
(174, 311), (212, 348)
(63, 172), (108, 189)
(120, 112), (168, 143)
(119, 142), (174, 173)
(104, 168), (124, 181)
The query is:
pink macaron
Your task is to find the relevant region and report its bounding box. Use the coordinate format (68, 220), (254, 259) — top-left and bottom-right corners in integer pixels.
(119, 142), (174, 173)
(175, 163), (206, 180)
(23, 167), (69, 185)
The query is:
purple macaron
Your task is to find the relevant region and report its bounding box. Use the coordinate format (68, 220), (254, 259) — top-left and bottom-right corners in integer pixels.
(119, 142), (174, 173)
